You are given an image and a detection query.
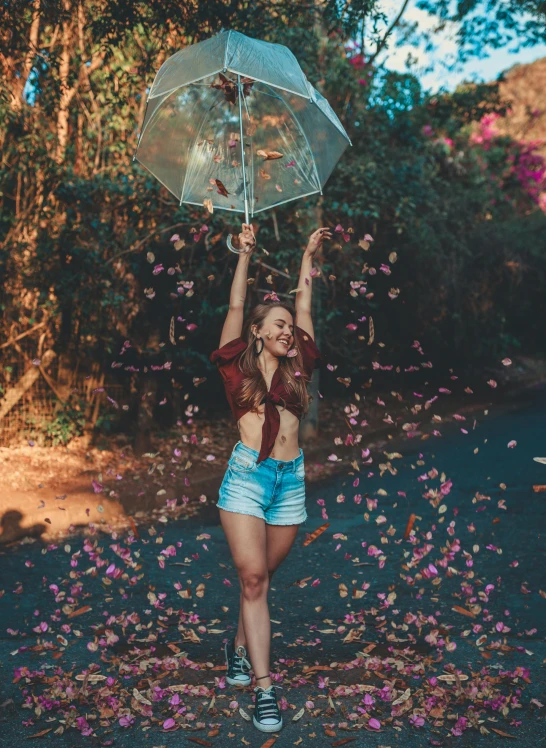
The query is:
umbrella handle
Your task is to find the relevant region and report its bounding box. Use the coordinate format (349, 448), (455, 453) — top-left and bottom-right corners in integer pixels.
(226, 233), (247, 254)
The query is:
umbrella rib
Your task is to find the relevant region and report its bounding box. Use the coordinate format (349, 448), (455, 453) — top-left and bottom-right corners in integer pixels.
(241, 91), (255, 217)
(224, 69), (311, 100)
(180, 95), (222, 205)
(237, 74), (249, 223)
(149, 72), (311, 102)
(251, 189), (322, 214)
(262, 82), (322, 194)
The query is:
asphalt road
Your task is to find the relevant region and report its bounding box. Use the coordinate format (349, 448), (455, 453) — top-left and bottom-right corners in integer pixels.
(1, 383), (545, 747)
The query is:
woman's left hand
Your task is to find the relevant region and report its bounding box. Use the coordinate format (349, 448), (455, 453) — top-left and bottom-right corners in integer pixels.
(304, 227), (332, 258)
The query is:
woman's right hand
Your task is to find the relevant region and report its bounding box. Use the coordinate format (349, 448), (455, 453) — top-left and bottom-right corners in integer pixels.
(237, 223), (256, 254)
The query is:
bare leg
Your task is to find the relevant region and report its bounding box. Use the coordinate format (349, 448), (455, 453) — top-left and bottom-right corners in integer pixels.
(235, 589), (246, 648)
(231, 520), (300, 687)
(219, 510), (271, 688)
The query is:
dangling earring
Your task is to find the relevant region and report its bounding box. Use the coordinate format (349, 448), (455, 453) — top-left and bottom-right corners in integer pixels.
(255, 337), (264, 355)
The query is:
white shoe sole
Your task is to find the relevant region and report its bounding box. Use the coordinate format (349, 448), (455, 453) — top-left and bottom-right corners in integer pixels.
(253, 716), (283, 732)
(226, 674), (251, 686)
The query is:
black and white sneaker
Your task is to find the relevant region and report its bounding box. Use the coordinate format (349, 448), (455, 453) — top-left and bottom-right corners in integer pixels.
(253, 684), (283, 732)
(224, 637), (252, 686)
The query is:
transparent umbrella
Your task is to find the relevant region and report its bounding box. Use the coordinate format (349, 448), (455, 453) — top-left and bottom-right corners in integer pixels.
(133, 29), (352, 252)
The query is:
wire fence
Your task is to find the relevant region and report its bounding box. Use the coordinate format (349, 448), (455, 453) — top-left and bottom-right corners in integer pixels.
(0, 352), (125, 447)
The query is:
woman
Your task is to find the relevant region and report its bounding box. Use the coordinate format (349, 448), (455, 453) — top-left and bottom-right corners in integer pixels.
(209, 222), (331, 734)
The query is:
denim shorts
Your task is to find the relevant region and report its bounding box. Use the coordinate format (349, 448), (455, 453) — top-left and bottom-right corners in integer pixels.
(216, 441), (307, 526)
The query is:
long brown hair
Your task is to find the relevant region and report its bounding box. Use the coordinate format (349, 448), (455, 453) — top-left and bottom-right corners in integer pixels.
(236, 302), (312, 416)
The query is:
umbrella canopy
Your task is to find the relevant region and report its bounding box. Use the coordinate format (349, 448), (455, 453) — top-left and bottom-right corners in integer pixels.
(134, 29), (351, 220)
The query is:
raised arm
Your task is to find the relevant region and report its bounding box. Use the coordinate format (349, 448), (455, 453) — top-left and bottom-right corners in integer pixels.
(295, 227), (332, 340)
(219, 223), (256, 348)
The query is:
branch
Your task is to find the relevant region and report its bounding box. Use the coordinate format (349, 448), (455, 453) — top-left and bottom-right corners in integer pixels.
(367, 0), (412, 66)
(0, 321), (47, 349)
(105, 222), (189, 265)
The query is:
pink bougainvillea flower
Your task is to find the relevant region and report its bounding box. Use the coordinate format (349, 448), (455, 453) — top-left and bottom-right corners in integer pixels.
(334, 224), (351, 242)
(163, 717), (176, 730)
(368, 718), (381, 730)
(507, 440), (517, 448)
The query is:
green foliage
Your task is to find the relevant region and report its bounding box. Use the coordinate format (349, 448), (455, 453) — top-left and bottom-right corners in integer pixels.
(1, 0), (545, 429)
(25, 406), (86, 447)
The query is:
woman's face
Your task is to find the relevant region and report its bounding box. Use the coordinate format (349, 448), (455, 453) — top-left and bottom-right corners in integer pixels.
(255, 307), (294, 357)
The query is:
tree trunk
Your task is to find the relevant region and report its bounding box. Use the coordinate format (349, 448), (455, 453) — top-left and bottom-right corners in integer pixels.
(134, 376), (157, 456)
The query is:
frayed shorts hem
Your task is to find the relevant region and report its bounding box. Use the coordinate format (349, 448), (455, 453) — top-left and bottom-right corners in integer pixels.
(216, 503), (307, 526)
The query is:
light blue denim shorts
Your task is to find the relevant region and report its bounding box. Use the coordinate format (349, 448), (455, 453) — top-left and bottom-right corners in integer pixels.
(216, 441), (307, 526)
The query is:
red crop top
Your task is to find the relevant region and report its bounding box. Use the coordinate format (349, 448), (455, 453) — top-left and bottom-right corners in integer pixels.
(210, 325), (322, 463)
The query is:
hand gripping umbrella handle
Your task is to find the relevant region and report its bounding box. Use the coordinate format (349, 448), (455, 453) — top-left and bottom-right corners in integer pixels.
(226, 233), (247, 254)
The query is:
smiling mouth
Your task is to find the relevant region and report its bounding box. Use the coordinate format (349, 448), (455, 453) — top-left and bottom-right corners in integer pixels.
(278, 339), (290, 346)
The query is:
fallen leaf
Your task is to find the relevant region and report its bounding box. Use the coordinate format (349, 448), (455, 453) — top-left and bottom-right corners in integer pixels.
(215, 178), (229, 197)
(256, 149), (283, 160)
(27, 728), (53, 738)
(368, 316), (374, 345)
(129, 516), (140, 538)
(391, 688), (411, 705)
(490, 728), (517, 739)
(67, 605), (92, 618)
(452, 605), (476, 619)
(403, 513), (417, 539)
(303, 522), (330, 546)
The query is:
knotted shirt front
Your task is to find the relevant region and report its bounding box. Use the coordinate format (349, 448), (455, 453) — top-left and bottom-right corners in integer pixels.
(210, 326), (322, 463)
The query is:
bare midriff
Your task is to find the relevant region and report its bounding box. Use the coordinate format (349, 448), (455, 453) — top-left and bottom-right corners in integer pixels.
(237, 404), (301, 461)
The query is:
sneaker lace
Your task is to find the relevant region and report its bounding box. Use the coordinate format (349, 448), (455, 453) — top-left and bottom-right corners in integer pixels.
(254, 684), (283, 720)
(232, 645), (251, 674)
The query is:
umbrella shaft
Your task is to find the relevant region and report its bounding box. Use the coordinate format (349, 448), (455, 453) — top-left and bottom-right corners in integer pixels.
(237, 74), (250, 224)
